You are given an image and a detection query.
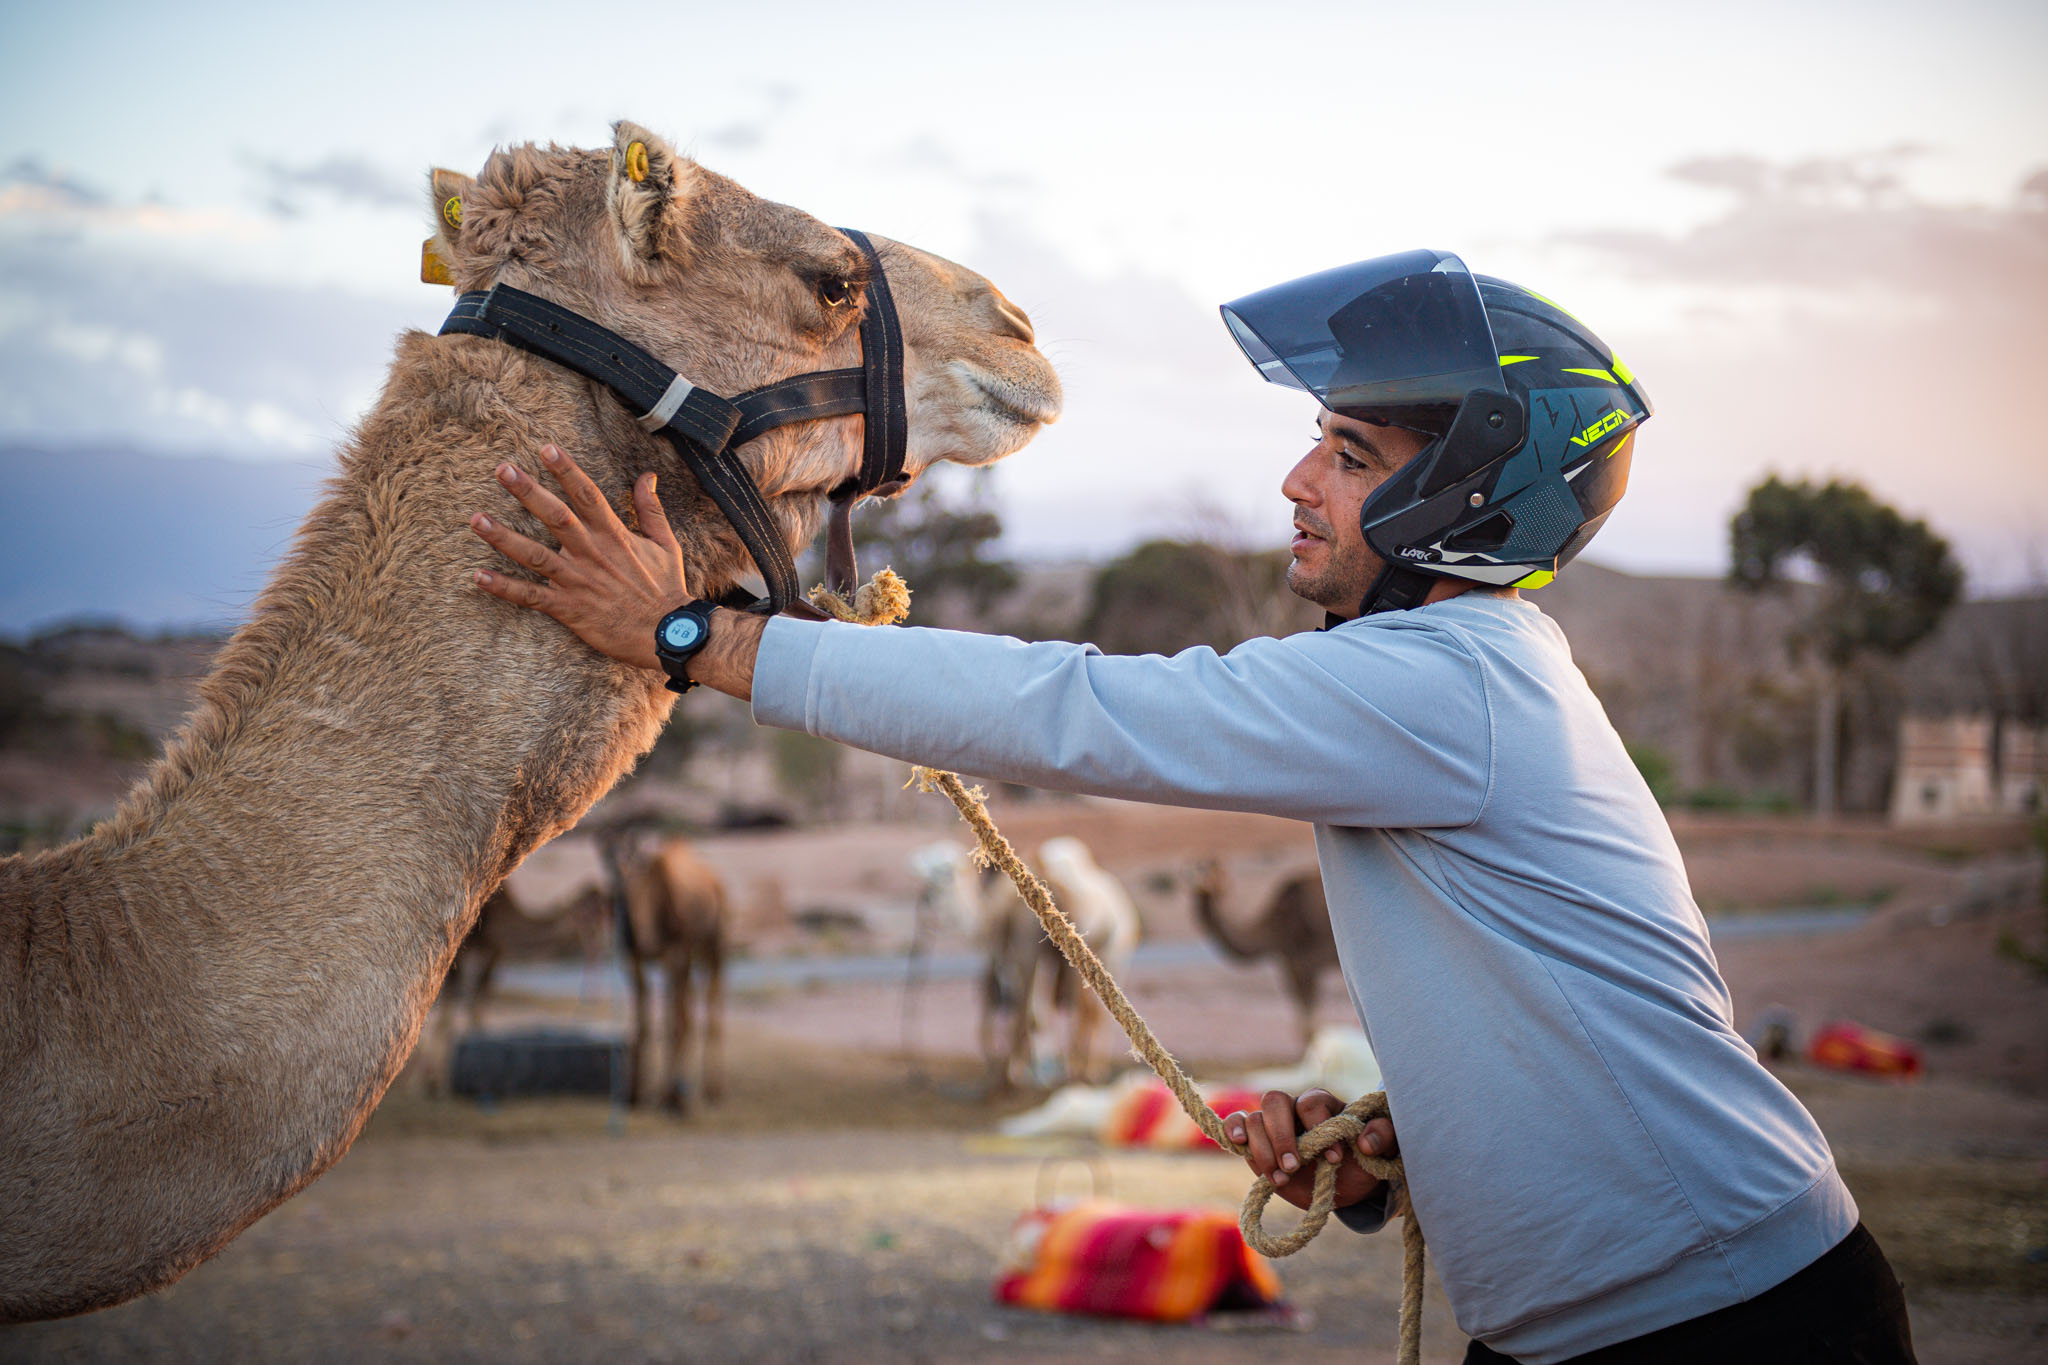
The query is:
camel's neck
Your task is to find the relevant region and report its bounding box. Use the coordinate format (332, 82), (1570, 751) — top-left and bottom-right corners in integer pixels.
(1192, 880), (1268, 960)
(0, 331), (706, 1321)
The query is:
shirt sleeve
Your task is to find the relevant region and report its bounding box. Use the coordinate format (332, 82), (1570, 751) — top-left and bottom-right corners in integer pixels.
(1334, 1175), (1408, 1235)
(750, 614), (1491, 829)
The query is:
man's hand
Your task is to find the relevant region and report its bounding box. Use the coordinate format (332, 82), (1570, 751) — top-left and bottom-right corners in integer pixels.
(469, 444), (687, 672)
(1221, 1088), (1396, 1214)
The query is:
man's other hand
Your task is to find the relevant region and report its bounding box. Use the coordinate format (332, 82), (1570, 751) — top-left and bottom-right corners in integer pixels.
(1221, 1088), (1396, 1213)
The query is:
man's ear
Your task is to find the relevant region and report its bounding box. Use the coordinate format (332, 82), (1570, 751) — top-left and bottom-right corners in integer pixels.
(422, 167), (475, 285)
(607, 120), (693, 264)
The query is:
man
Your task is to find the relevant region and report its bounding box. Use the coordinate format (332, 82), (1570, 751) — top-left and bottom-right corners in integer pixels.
(468, 250), (1915, 1363)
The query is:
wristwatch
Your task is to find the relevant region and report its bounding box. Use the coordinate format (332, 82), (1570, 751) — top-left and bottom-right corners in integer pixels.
(653, 599), (719, 694)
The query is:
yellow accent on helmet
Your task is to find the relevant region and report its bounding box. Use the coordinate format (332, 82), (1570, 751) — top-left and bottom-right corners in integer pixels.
(1513, 569), (1556, 590)
(1498, 354), (1538, 367)
(1569, 409), (1630, 447)
(1562, 367), (1618, 384)
(1611, 355), (1635, 386)
(1522, 288), (1585, 323)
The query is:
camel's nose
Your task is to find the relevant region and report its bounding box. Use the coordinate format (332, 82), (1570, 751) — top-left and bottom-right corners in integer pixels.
(989, 289), (1035, 345)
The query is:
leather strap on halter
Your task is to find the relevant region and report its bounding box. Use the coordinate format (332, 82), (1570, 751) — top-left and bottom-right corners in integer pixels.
(440, 227), (908, 617)
(841, 229), (908, 499)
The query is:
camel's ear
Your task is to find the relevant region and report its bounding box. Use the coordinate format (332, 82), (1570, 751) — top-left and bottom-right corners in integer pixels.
(421, 167), (475, 286)
(607, 120), (693, 264)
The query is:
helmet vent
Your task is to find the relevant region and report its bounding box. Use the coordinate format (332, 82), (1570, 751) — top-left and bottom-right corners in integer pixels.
(1444, 511), (1515, 553)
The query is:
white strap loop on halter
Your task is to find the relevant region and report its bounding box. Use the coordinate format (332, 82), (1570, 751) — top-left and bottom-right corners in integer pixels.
(636, 373), (696, 432)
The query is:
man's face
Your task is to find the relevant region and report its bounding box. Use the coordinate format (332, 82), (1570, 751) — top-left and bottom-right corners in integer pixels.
(1280, 410), (1432, 618)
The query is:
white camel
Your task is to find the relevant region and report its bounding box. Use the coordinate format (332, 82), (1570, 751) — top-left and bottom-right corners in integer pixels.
(911, 834), (1140, 1089)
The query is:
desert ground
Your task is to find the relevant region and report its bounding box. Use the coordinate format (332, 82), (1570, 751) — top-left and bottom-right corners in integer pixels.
(5, 798), (2046, 1365)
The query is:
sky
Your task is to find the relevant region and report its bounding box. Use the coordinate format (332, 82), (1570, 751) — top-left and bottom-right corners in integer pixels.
(3, 0), (2046, 629)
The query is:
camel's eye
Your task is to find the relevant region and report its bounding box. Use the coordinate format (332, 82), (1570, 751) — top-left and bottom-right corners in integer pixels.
(818, 277), (856, 309)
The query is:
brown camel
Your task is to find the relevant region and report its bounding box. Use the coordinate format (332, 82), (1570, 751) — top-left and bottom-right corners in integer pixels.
(0, 120), (1060, 1323)
(417, 879), (611, 1096)
(595, 831), (726, 1112)
(1190, 859), (1340, 1051)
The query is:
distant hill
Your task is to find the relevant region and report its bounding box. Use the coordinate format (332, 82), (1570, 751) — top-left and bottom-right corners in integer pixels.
(0, 444), (330, 636)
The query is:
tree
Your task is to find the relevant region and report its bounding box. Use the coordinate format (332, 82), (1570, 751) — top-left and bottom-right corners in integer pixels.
(1080, 539), (1316, 656)
(1728, 475), (1963, 815)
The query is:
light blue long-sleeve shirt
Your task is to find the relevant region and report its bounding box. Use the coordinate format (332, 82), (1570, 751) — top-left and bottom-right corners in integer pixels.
(750, 592), (1854, 1362)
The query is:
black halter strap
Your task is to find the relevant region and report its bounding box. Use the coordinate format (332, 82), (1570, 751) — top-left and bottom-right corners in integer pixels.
(841, 228), (908, 499)
(439, 227), (906, 614)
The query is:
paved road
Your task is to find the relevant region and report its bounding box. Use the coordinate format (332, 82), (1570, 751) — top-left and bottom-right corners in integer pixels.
(499, 906), (1874, 999)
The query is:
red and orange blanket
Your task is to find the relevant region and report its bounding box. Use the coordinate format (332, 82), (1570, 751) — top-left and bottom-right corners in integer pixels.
(994, 1199), (1284, 1322)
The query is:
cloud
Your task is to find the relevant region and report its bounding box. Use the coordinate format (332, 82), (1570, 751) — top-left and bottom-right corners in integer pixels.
(244, 152), (416, 218)
(0, 231), (434, 457)
(1562, 151), (2048, 307)
(1552, 154), (2048, 593)
(889, 137), (1038, 194)
(0, 157), (267, 240)
(0, 157), (110, 215)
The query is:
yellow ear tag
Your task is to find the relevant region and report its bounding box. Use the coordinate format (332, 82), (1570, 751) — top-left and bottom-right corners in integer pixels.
(420, 239), (454, 286)
(625, 141), (649, 183)
(441, 196), (463, 229)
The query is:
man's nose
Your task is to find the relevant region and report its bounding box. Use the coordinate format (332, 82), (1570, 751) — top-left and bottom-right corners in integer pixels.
(1280, 450), (1320, 506)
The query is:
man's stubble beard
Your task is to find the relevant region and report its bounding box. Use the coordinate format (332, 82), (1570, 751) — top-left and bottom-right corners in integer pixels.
(1285, 536), (1382, 616)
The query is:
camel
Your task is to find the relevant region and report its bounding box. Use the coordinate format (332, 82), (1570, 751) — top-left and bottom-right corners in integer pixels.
(0, 120), (1060, 1323)
(594, 830), (727, 1112)
(971, 836), (1140, 1090)
(416, 879), (611, 1096)
(1190, 859), (1340, 1051)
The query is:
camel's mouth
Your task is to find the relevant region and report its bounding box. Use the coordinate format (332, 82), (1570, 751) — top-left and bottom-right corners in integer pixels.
(958, 361), (1062, 433)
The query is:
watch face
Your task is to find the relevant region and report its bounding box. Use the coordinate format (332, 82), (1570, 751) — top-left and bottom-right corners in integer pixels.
(662, 614), (704, 651)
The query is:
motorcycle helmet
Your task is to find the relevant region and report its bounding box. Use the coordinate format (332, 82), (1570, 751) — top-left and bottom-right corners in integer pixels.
(1221, 249), (1652, 614)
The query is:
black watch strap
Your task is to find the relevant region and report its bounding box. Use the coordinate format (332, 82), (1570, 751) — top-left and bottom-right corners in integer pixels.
(654, 599), (720, 695)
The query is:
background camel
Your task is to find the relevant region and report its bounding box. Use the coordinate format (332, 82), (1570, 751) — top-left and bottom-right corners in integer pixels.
(948, 835), (1140, 1091)
(1190, 859), (1339, 1051)
(418, 879), (611, 1097)
(0, 119), (1060, 1323)
(595, 830), (727, 1112)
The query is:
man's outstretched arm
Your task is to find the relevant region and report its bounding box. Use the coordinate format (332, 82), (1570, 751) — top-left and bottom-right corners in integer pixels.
(469, 444), (1490, 827)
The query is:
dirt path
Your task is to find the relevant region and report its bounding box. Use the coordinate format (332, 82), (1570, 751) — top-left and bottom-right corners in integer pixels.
(10, 1020), (2044, 1364)
(7, 812), (2045, 1363)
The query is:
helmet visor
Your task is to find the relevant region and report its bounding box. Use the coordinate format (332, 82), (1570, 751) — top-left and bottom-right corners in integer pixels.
(1220, 249), (1507, 411)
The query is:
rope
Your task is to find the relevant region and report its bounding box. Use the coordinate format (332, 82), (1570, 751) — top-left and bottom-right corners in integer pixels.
(813, 572), (1426, 1365)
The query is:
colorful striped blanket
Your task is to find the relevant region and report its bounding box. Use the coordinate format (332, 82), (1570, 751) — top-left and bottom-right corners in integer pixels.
(994, 1200), (1284, 1321)
(1102, 1083), (1265, 1150)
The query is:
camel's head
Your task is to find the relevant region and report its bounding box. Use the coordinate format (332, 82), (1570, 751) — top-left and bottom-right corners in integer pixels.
(426, 122), (1060, 528)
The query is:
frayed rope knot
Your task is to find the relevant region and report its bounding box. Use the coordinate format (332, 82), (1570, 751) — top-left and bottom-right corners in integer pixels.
(807, 567), (912, 627)
(837, 581), (1425, 1365)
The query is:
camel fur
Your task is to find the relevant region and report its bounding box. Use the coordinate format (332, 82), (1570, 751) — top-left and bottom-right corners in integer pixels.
(417, 879), (610, 1096)
(0, 120), (1059, 1322)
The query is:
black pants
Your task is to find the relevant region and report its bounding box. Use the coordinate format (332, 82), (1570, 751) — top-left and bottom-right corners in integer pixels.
(1464, 1224), (1916, 1364)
